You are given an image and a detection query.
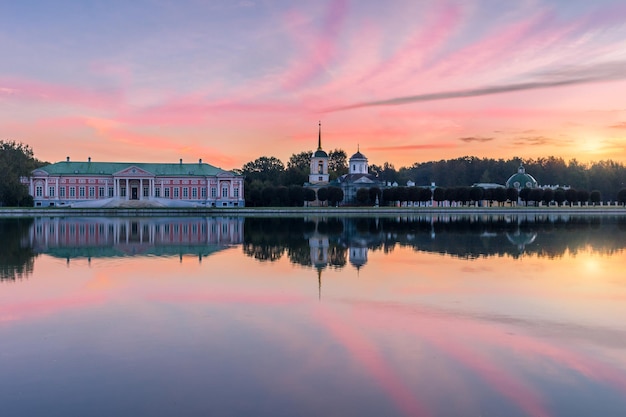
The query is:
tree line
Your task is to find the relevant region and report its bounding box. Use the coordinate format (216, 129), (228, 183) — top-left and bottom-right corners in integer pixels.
(3, 140), (626, 206)
(240, 151), (626, 206)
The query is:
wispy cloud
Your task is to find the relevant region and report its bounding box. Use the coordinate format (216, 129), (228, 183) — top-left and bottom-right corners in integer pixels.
(609, 122), (626, 129)
(368, 143), (456, 151)
(459, 137), (494, 143)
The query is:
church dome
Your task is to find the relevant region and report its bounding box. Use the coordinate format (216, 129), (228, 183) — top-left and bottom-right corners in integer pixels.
(350, 151), (366, 160)
(314, 149), (328, 158)
(506, 164), (538, 189)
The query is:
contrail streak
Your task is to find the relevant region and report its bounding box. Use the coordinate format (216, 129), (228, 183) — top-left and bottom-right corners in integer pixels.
(324, 61), (626, 112)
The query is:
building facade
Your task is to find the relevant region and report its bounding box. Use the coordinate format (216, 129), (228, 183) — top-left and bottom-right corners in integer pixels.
(336, 148), (383, 204)
(22, 157), (245, 207)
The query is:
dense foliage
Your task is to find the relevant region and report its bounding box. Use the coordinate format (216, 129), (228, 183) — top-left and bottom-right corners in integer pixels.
(0, 141), (46, 206)
(240, 152), (626, 206)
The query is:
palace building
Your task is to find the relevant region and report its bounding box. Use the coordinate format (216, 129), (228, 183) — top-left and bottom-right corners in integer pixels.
(22, 157), (245, 207)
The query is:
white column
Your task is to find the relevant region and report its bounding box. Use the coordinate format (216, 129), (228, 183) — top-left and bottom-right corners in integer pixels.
(126, 179), (129, 200)
(139, 179), (143, 200)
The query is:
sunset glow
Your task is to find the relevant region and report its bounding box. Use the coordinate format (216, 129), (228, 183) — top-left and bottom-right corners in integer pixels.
(1, 1), (626, 169)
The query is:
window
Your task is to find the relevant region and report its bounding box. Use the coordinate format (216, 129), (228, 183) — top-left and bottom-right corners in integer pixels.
(183, 187), (188, 198)
(108, 187), (114, 197)
(35, 186), (43, 197)
(79, 187), (86, 197)
(154, 188), (160, 198)
(121, 187), (126, 197)
(164, 188), (170, 198)
(60, 187), (65, 198)
(49, 186), (55, 197)
(201, 188), (207, 198)
(222, 186), (228, 198)
(192, 188), (197, 198)
(89, 187), (95, 198)
(173, 187), (179, 198)
(99, 187), (105, 197)
(211, 187), (217, 198)
(70, 187), (76, 197)
(318, 161), (323, 174)
(143, 187), (149, 197)
(319, 176), (323, 181)
(234, 188), (239, 198)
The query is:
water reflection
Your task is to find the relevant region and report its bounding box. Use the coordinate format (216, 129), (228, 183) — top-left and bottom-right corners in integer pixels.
(1, 214), (625, 416)
(0, 218), (37, 281)
(29, 216), (243, 262)
(243, 214), (626, 269)
(3, 214), (626, 281)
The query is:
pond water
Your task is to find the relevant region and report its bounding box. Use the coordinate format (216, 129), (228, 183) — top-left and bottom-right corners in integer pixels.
(1, 214), (626, 417)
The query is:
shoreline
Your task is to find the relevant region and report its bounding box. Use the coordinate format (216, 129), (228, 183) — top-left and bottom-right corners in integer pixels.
(1, 206), (625, 217)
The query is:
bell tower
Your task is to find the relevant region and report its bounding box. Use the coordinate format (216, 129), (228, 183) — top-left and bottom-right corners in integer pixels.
(309, 121), (329, 184)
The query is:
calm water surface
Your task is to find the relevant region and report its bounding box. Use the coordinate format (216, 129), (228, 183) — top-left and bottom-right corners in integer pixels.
(1, 215), (626, 417)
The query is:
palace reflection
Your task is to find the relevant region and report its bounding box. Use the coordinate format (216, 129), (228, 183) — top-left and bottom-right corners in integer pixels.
(28, 216), (243, 262)
(2, 214), (626, 282)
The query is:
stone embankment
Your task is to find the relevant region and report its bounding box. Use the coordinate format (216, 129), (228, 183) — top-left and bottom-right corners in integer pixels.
(1, 205), (625, 217)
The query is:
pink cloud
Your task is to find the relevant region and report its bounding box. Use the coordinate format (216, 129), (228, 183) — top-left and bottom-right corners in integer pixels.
(314, 305), (433, 417)
(0, 77), (123, 109)
(280, 0), (350, 90)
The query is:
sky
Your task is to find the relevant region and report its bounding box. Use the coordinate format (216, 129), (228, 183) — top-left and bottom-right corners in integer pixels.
(1, 0), (626, 170)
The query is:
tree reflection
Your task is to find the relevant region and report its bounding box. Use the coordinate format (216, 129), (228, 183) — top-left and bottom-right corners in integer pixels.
(0, 218), (37, 281)
(242, 215), (626, 269)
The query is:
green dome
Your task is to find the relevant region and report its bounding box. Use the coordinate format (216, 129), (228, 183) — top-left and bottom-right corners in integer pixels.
(506, 165), (538, 189)
(314, 149), (328, 158)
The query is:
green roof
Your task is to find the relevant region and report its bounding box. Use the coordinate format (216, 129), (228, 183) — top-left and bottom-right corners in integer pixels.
(313, 149), (328, 158)
(36, 161), (239, 177)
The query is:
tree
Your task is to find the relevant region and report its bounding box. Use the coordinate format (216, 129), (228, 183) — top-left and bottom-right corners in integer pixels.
(553, 188), (566, 206)
(542, 188), (554, 206)
(355, 188), (370, 206)
(506, 188), (519, 206)
(406, 187), (420, 205)
(433, 187), (446, 206)
(419, 187), (432, 205)
(565, 188), (578, 206)
(618, 188), (626, 206)
(529, 188), (544, 206)
(456, 187), (471, 206)
(242, 156), (285, 184)
(469, 187), (484, 206)
(303, 188), (316, 206)
(519, 188), (531, 206)
(590, 190), (602, 205)
(316, 187), (329, 206)
(382, 187), (397, 206)
(444, 187), (457, 205)
(369, 187), (381, 205)
(328, 149), (348, 179)
(327, 186), (344, 206)
(287, 151), (312, 171)
(288, 185), (304, 207)
(490, 188), (504, 206)
(0, 140), (45, 206)
(577, 190), (590, 205)
(261, 186), (277, 206)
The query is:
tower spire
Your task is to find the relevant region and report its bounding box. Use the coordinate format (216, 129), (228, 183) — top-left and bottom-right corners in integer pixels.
(318, 121), (322, 151)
